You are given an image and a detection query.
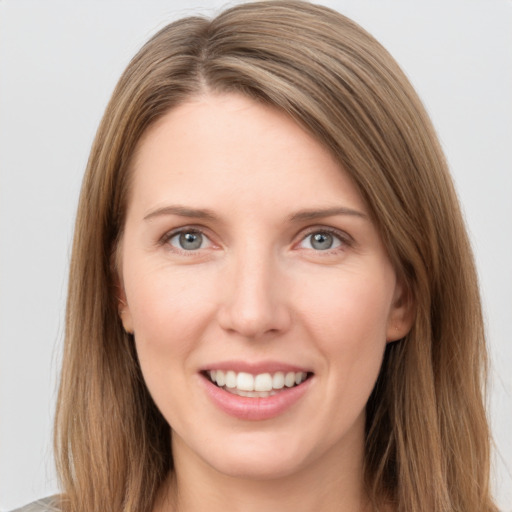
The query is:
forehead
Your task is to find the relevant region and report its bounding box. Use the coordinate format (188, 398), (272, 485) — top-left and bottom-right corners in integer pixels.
(128, 92), (368, 219)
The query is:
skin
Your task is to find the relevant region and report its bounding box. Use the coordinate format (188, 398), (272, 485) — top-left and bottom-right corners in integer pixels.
(119, 92), (412, 512)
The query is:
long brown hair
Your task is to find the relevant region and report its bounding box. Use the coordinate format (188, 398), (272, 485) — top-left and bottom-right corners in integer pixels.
(54, 2), (497, 511)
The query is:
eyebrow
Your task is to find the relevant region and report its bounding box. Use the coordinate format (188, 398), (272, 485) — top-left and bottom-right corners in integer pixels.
(144, 205), (217, 221)
(288, 207), (368, 222)
(143, 205), (368, 223)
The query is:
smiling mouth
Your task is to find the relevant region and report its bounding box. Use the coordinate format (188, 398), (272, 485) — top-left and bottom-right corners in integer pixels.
(204, 370), (312, 398)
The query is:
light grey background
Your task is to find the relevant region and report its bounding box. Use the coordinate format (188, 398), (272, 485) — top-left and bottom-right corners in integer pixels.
(1, 1), (511, 510)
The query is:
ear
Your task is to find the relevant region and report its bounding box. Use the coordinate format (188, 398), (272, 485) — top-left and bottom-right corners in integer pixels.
(386, 279), (414, 342)
(116, 281), (134, 335)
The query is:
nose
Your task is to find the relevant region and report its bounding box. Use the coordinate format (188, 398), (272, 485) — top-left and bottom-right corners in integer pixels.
(217, 248), (292, 340)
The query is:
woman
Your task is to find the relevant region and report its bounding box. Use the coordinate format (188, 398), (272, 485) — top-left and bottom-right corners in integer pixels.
(13, 1), (498, 511)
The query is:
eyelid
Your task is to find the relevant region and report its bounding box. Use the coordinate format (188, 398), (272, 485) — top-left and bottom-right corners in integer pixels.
(159, 225), (217, 252)
(157, 224), (353, 253)
(295, 226), (354, 250)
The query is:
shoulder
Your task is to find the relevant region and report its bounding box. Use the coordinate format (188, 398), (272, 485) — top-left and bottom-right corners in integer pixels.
(9, 496), (61, 512)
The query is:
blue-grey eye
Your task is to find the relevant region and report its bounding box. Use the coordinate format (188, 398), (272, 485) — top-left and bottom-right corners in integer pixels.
(301, 231), (342, 250)
(169, 231), (206, 250)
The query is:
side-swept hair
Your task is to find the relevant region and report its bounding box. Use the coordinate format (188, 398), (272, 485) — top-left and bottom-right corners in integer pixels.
(55, 2), (496, 511)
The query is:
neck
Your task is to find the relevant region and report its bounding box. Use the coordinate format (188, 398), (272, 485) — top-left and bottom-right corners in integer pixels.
(155, 430), (370, 512)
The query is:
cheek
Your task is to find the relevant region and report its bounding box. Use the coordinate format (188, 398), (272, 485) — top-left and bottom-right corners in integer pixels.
(124, 264), (218, 361)
(126, 268), (217, 422)
(301, 273), (393, 437)
(301, 268), (393, 334)
(297, 268), (394, 379)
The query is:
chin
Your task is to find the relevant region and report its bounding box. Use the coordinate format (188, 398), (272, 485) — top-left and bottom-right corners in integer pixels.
(208, 453), (307, 481)
(197, 431), (313, 481)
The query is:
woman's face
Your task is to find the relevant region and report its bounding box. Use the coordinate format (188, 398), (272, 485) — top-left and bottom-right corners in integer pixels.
(119, 93), (410, 481)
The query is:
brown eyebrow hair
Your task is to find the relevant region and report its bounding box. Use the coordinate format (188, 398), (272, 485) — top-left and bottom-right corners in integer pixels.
(288, 206), (368, 222)
(144, 205), (368, 223)
(144, 205), (368, 222)
(143, 205), (217, 221)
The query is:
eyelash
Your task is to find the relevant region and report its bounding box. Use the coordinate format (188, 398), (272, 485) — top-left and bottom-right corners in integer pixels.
(159, 226), (353, 254)
(160, 227), (213, 254)
(298, 227), (352, 253)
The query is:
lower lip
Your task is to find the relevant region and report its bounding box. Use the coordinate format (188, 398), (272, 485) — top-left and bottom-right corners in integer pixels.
(201, 375), (312, 421)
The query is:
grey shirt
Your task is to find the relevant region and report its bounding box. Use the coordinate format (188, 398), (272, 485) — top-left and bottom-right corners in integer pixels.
(10, 497), (60, 512)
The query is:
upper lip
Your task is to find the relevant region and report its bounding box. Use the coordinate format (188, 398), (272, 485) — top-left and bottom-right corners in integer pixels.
(199, 360), (313, 375)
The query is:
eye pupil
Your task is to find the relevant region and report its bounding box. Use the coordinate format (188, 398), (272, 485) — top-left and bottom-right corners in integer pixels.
(179, 232), (203, 250)
(311, 232), (333, 250)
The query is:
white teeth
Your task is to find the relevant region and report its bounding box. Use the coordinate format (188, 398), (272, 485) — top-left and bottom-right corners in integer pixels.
(230, 389), (275, 398)
(254, 373), (273, 391)
(284, 372), (296, 387)
(225, 370), (237, 388)
(237, 372), (254, 391)
(215, 370), (225, 387)
(208, 369), (308, 392)
(272, 371), (285, 389)
(295, 372), (306, 385)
